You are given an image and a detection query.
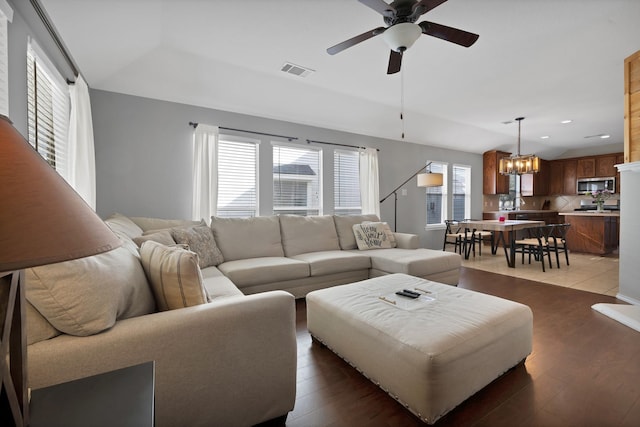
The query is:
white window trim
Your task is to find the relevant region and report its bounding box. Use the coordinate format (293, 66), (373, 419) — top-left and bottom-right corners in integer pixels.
(452, 163), (472, 221)
(425, 161), (449, 230)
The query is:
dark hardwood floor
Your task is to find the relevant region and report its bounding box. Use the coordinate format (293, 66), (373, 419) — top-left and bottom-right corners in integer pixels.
(283, 267), (640, 427)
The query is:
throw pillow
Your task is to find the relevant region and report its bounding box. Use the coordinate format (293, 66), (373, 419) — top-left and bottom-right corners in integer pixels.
(26, 246), (156, 336)
(139, 241), (209, 311)
(352, 222), (394, 250)
(362, 221), (397, 248)
(171, 225), (224, 268)
(133, 230), (176, 247)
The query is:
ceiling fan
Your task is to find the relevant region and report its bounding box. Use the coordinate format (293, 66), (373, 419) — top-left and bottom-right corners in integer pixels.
(327, 0), (479, 74)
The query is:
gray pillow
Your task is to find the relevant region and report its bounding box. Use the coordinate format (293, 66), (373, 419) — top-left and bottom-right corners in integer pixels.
(171, 225), (224, 268)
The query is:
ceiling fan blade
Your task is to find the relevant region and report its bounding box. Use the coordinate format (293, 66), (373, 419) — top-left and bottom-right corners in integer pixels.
(419, 21), (479, 47)
(387, 50), (402, 74)
(327, 27), (386, 55)
(358, 0), (395, 17)
(412, 0), (448, 17)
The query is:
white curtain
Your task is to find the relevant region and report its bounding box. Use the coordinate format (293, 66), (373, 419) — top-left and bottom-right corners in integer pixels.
(192, 125), (219, 222)
(359, 147), (380, 217)
(67, 75), (96, 209)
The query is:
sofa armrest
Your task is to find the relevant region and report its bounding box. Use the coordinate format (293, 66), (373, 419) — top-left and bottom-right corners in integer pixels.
(394, 232), (419, 249)
(28, 291), (297, 427)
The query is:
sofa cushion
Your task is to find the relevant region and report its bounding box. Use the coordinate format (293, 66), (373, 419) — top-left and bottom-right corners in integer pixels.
(353, 222), (395, 250)
(26, 299), (60, 345)
(171, 225), (224, 268)
(211, 216), (284, 261)
(105, 212), (144, 239)
(290, 250), (371, 276)
(26, 246), (156, 336)
(139, 241), (209, 311)
(200, 267), (245, 299)
(130, 216), (204, 232)
(218, 257), (309, 287)
(364, 248), (461, 277)
(279, 215), (341, 257)
(333, 214), (380, 250)
(133, 230), (176, 247)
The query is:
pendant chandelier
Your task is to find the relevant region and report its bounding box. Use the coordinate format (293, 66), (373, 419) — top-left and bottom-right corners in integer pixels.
(499, 117), (540, 175)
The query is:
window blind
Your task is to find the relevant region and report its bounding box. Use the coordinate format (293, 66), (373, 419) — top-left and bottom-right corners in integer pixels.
(273, 144), (322, 216)
(334, 149), (361, 215)
(0, 11), (8, 116)
(27, 40), (70, 177)
(217, 137), (258, 217)
(452, 165), (471, 221)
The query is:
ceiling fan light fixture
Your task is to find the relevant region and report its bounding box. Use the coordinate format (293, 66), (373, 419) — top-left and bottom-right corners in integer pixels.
(383, 22), (422, 52)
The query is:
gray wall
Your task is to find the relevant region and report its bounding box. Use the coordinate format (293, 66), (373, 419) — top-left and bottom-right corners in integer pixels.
(91, 90), (483, 249)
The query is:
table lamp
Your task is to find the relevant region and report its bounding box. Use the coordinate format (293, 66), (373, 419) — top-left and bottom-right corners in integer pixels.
(0, 115), (121, 427)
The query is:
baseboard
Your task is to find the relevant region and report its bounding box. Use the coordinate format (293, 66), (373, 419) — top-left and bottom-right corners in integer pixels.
(615, 293), (640, 306)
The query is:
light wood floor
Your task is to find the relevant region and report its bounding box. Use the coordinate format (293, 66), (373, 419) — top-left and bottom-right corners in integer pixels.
(265, 267), (639, 427)
(459, 247), (620, 297)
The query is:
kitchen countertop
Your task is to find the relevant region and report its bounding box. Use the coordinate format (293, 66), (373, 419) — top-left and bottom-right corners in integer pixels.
(483, 210), (558, 214)
(559, 211), (620, 217)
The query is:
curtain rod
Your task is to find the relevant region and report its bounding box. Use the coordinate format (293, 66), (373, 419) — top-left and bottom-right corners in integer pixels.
(306, 139), (379, 151)
(30, 0), (78, 80)
(189, 122), (298, 141)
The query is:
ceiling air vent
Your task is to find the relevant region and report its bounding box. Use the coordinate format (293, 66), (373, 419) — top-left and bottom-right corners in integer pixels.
(281, 62), (314, 78)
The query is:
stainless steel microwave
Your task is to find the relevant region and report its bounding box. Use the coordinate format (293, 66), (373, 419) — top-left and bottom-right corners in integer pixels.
(576, 177), (615, 194)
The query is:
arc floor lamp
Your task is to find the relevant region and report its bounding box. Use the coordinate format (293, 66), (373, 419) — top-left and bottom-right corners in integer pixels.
(380, 162), (443, 232)
(0, 115), (121, 427)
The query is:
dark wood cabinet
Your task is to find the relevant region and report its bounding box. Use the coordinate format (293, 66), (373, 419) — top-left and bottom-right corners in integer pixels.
(576, 158), (596, 178)
(563, 159), (577, 194)
(549, 160), (564, 195)
(483, 150), (511, 195)
(563, 214), (619, 255)
(596, 155), (617, 177)
(616, 154), (624, 193)
(520, 159), (549, 196)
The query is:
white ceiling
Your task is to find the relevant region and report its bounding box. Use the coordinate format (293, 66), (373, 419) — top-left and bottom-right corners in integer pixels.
(40, 0), (640, 159)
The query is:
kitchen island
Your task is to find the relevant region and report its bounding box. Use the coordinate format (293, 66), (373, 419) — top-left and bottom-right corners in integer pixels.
(559, 212), (620, 255)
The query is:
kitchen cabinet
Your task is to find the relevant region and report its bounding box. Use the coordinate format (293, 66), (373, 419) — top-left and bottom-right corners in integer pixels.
(483, 150), (511, 195)
(596, 155), (617, 177)
(576, 158), (595, 178)
(520, 159), (549, 196)
(616, 154), (624, 193)
(563, 159), (577, 194)
(559, 212), (619, 255)
(549, 161), (564, 195)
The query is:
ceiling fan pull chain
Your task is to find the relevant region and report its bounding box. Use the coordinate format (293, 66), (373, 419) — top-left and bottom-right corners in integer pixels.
(401, 65), (405, 139)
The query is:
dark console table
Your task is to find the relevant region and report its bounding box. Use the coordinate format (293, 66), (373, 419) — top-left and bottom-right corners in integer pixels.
(29, 361), (155, 427)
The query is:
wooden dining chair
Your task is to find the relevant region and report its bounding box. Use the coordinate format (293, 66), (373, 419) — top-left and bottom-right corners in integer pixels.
(514, 225), (554, 272)
(463, 219), (494, 256)
(548, 223), (571, 267)
(443, 220), (475, 257)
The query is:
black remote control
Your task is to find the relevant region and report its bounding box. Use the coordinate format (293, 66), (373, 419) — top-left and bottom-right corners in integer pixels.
(395, 290), (419, 299)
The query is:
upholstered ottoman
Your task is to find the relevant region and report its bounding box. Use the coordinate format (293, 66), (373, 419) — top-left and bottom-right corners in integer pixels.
(306, 273), (533, 424)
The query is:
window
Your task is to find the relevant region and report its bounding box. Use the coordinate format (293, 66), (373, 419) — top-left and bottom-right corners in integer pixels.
(273, 144), (322, 215)
(452, 164), (471, 221)
(426, 162), (448, 226)
(26, 40), (70, 176)
(217, 136), (258, 217)
(334, 149), (361, 215)
(0, 5), (11, 116)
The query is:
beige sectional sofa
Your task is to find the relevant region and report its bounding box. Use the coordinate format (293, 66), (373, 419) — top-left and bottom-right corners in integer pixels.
(24, 213), (460, 427)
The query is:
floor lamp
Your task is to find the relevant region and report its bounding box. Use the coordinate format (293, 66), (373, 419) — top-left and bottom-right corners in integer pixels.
(379, 162), (444, 232)
(0, 115), (121, 427)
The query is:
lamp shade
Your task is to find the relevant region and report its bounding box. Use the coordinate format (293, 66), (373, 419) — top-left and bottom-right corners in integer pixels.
(417, 172), (443, 187)
(383, 22), (422, 52)
(0, 115), (120, 272)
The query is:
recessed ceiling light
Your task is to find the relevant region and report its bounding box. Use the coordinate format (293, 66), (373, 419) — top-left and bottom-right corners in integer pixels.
(540, 135), (550, 139)
(561, 120), (573, 124)
(600, 134), (610, 139)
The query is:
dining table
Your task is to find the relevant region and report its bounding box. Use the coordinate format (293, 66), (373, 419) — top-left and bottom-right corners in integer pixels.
(462, 219), (545, 268)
